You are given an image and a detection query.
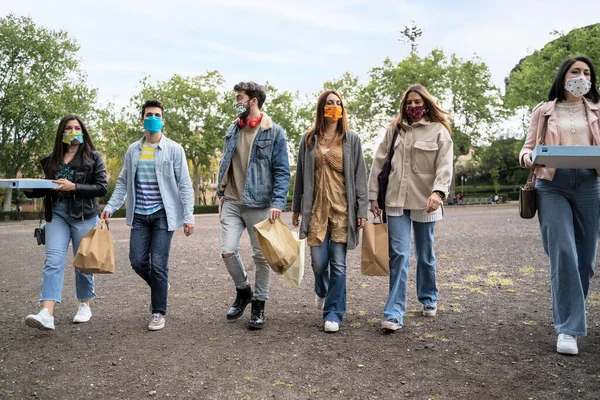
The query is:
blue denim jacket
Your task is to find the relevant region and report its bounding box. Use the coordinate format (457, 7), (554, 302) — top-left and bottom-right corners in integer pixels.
(217, 114), (290, 210)
(104, 135), (195, 231)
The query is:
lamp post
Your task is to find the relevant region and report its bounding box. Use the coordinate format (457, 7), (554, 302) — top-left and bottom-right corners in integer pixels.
(461, 176), (465, 197)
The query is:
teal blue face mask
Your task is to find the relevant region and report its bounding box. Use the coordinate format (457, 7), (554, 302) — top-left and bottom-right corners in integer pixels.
(62, 132), (84, 145)
(143, 116), (164, 134)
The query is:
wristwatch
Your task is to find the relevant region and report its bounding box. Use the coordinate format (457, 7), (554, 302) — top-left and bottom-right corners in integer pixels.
(433, 190), (445, 200)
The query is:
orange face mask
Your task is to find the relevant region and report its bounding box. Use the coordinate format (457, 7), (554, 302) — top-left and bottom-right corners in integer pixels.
(324, 105), (343, 121)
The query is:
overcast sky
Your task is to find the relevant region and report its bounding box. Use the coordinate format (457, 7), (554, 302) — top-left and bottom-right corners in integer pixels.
(2, 0), (599, 111)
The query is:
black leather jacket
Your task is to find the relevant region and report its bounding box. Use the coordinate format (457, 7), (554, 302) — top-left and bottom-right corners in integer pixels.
(25, 151), (108, 222)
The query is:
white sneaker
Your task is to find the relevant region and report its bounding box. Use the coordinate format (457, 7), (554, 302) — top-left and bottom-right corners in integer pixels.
(557, 333), (578, 355)
(315, 295), (325, 311)
(148, 313), (165, 331)
(73, 303), (92, 323)
(324, 321), (339, 333)
(381, 318), (402, 331)
(25, 308), (55, 330)
(423, 305), (437, 317)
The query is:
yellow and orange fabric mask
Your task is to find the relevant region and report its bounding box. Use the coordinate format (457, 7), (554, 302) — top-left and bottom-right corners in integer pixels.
(324, 105), (343, 121)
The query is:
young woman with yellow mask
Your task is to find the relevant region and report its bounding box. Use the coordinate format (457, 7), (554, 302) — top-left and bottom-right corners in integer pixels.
(292, 90), (369, 333)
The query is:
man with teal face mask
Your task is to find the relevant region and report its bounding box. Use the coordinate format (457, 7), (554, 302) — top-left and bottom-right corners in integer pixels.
(101, 99), (195, 331)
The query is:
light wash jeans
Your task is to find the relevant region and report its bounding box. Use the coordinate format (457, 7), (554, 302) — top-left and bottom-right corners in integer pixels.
(536, 168), (599, 336)
(384, 210), (437, 324)
(311, 230), (348, 324)
(220, 200), (271, 301)
(40, 200), (98, 303)
(129, 209), (174, 315)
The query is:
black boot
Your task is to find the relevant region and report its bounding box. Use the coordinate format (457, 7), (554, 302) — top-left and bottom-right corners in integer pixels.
(248, 299), (265, 329)
(226, 286), (253, 320)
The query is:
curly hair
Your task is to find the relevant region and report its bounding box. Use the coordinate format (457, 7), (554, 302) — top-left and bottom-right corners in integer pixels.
(233, 81), (267, 109)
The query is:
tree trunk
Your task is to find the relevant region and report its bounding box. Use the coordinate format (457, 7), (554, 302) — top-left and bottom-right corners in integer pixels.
(2, 188), (13, 211)
(192, 162), (200, 206)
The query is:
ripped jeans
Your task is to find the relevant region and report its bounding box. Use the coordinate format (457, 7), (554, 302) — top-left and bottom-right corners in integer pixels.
(220, 200), (271, 301)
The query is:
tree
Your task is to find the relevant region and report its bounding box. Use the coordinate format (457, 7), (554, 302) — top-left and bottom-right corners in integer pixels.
(476, 136), (528, 187)
(399, 22), (423, 54)
(0, 14), (96, 210)
(262, 83), (312, 160)
(504, 23), (600, 116)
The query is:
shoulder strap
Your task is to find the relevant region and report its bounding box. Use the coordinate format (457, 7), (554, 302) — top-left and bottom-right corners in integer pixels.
(387, 129), (400, 161)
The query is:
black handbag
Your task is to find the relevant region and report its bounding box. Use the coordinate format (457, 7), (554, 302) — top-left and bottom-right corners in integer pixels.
(519, 115), (549, 219)
(33, 211), (45, 245)
(519, 172), (537, 219)
(377, 129), (400, 222)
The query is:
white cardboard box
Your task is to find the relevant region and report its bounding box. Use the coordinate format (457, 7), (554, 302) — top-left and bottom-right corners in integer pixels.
(532, 146), (600, 169)
(0, 179), (58, 189)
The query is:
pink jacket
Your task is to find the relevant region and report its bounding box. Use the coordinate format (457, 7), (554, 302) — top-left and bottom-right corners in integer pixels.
(519, 98), (600, 181)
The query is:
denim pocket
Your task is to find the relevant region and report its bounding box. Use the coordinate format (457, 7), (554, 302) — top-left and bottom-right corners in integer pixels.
(255, 140), (273, 160)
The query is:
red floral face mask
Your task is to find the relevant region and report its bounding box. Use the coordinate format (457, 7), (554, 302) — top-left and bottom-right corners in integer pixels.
(406, 105), (426, 121)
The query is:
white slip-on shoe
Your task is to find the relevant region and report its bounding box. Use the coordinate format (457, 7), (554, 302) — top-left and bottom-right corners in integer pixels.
(73, 303), (92, 323)
(148, 313), (166, 331)
(315, 295), (325, 311)
(25, 308), (55, 330)
(380, 318), (402, 331)
(423, 305), (437, 317)
(556, 333), (578, 355)
(324, 321), (339, 333)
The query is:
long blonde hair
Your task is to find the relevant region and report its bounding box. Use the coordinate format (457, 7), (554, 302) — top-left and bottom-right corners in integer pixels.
(305, 90), (350, 147)
(391, 84), (451, 133)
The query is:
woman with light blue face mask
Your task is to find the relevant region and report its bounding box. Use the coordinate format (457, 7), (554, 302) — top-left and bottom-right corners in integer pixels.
(23, 114), (107, 331)
(520, 56), (600, 356)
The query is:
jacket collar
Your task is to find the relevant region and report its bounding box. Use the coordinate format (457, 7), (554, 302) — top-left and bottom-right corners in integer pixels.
(137, 133), (166, 149)
(400, 117), (431, 130)
(542, 97), (600, 115)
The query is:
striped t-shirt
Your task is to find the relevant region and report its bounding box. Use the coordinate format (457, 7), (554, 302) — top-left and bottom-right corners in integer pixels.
(135, 142), (164, 215)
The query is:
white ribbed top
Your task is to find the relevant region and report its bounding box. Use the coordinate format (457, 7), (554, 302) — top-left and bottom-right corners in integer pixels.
(385, 206), (442, 222)
(556, 100), (592, 146)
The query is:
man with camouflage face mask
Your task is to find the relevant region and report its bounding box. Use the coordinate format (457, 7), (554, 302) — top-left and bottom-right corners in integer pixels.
(216, 81), (290, 330)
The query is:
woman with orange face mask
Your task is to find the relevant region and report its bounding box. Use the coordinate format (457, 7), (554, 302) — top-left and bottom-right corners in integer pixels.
(292, 90), (369, 333)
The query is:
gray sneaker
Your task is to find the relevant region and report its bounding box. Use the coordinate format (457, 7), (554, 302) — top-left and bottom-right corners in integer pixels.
(423, 305), (437, 317)
(25, 308), (55, 330)
(148, 313), (165, 331)
(381, 318), (402, 331)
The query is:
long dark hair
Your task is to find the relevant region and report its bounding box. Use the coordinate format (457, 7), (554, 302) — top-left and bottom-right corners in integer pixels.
(305, 90), (350, 148)
(391, 84), (451, 133)
(47, 115), (96, 178)
(548, 56), (599, 103)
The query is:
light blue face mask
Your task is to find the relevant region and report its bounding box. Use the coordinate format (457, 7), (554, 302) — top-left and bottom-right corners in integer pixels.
(143, 116), (164, 134)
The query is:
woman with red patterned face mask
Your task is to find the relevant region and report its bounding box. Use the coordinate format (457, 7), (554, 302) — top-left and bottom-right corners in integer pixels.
(292, 90), (369, 333)
(368, 84), (454, 332)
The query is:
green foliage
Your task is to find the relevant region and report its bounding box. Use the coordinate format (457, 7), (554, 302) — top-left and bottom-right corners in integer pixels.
(504, 23), (600, 113)
(0, 14), (97, 210)
(262, 83), (312, 158)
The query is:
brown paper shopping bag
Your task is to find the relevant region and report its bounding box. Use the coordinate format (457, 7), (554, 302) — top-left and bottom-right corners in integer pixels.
(360, 220), (389, 276)
(283, 231), (305, 287)
(73, 219), (115, 274)
(253, 217), (299, 275)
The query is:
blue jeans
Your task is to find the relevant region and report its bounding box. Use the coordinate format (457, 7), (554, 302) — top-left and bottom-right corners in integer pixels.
(310, 230), (347, 324)
(536, 169), (599, 336)
(220, 200), (271, 301)
(384, 210), (437, 324)
(130, 209), (174, 315)
(41, 200), (97, 303)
